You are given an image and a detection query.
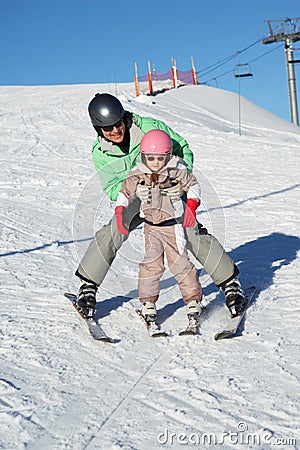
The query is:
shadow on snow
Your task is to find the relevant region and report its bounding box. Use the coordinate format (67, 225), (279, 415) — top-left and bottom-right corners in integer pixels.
(96, 232), (300, 324)
(2, 229), (299, 328)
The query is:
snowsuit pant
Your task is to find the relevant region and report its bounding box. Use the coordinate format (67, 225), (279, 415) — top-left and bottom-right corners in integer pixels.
(139, 223), (202, 304)
(76, 197), (239, 288)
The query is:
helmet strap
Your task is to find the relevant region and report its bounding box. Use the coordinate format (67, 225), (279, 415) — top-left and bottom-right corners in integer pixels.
(94, 125), (104, 137)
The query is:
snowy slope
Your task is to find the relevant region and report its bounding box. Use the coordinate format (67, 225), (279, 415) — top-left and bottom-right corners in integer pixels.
(1, 82), (300, 450)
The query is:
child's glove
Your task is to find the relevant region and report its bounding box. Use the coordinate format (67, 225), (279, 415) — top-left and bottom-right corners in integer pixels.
(182, 199), (200, 228)
(115, 206), (129, 235)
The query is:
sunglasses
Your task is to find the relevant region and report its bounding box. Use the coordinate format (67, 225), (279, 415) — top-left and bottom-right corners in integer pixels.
(145, 155), (167, 161)
(101, 119), (124, 132)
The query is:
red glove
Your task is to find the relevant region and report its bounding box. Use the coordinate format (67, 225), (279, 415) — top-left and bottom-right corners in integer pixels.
(115, 206), (129, 235)
(182, 199), (200, 228)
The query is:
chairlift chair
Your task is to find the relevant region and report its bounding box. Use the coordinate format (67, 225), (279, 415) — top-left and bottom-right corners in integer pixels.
(233, 63), (253, 78)
(233, 63), (253, 136)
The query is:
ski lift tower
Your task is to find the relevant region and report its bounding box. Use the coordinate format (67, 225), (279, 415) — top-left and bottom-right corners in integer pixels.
(263, 18), (300, 125)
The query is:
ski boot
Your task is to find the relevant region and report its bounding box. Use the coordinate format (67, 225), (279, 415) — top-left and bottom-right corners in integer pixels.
(141, 302), (157, 324)
(186, 299), (203, 333)
(77, 282), (97, 318)
(223, 278), (246, 317)
(139, 302), (168, 337)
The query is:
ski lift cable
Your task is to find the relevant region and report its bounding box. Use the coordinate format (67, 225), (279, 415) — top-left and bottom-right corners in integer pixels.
(197, 53), (238, 75)
(196, 39), (263, 78)
(200, 67), (234, 85)
(196, 36), (265, 76)
(198, 55), (238, 78)
(196, 38), (263, 75)
(246, 42), (283, 65)
(202, 43), (283, 85)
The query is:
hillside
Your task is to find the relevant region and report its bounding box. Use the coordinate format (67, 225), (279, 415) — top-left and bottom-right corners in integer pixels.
(1, 82), (300, 449)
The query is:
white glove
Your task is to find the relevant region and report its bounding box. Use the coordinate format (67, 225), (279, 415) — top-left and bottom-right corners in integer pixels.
(160, 183), (184, 202)
(136, 183), (152, 203)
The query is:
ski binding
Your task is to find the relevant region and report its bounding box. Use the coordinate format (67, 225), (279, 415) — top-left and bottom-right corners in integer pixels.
(136, 309), (169, 338)
(64, 293), (114, 343)
(178, 306), (206, 336)
(214, 286), (256, 341)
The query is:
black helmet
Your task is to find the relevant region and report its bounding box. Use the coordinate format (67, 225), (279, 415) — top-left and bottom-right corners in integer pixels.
(88, 93), (125, 127)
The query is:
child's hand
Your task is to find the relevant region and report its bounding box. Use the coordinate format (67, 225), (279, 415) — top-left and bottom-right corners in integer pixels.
(182, 199), (200, 228)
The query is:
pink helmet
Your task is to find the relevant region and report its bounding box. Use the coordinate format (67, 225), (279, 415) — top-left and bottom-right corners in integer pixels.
(140, 129), (173, 155)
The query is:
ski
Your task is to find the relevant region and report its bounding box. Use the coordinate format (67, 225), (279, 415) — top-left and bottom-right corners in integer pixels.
(179, 306), (206, 336)
(64, 293), (114, 343)
(214, 286), (256, 341)
(178, 326), (199, 336)
(136, 309), (169, 338)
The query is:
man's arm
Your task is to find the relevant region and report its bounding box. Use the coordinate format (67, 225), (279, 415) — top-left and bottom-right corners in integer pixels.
(91, 139), (132, 201)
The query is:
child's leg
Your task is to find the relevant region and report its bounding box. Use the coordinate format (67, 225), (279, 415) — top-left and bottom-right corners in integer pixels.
(163, 225), (202, 304)
(138, 224), (165, 304)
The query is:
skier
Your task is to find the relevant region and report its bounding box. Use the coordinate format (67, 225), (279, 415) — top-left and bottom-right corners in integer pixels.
(115, 129), (203, 330)
(75, 93), (246, 318)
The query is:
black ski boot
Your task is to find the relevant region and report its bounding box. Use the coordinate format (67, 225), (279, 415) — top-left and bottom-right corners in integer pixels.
(223, 278), (246, 317)
(77, 282), (97, 318)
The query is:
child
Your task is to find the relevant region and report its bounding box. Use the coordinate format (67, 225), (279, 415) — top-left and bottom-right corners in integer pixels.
(115, 129), (203, 331)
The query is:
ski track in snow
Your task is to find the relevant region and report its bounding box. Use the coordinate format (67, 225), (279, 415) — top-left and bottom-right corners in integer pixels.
(0, 83), (300, 449)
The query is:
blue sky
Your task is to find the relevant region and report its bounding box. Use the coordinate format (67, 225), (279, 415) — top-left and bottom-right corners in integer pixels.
(1, 0), (299, 122)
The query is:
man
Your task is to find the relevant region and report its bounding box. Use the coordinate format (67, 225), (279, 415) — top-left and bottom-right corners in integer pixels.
(75, 93), (245, 318)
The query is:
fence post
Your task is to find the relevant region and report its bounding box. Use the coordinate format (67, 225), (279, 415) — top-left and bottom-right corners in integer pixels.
(191, 56), (198, 85)
(171, 56), (178, 88)
(134, 62), (139, 97)
(147, 60), (153, 95)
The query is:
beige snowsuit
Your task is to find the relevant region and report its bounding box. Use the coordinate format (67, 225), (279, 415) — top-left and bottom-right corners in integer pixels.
(116, 156), (202, 304)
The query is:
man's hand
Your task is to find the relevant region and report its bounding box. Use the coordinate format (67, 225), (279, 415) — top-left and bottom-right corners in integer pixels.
(161, 183), (184, 202)
(136, 184), (152, 203)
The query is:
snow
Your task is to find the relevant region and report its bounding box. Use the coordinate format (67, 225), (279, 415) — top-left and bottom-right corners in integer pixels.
(1, 82), (300, 450)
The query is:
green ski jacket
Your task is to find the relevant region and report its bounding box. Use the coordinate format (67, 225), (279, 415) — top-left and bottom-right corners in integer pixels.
(92, 112), (194, 201)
